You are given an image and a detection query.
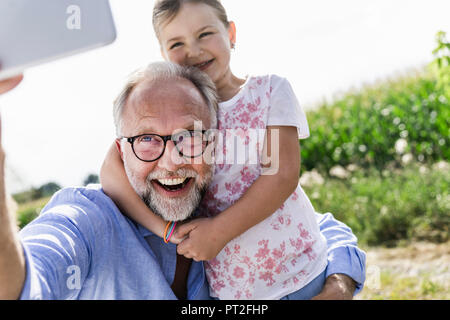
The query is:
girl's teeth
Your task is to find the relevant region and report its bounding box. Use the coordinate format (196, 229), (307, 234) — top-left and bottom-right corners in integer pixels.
(157, 178), (187, 186)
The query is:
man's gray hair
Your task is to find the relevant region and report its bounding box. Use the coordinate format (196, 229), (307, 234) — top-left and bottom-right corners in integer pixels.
(113, 62), (218, 136)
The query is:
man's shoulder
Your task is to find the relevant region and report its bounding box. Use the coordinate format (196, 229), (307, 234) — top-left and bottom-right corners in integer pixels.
(38, 184), (124, 228)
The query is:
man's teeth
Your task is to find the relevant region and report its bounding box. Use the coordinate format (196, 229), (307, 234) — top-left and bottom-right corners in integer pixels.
(157, 178), (187, 186)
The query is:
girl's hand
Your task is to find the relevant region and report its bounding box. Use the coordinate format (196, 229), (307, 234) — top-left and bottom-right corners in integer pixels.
(175, 217), (228, 261)
(0, 74), (23, 95)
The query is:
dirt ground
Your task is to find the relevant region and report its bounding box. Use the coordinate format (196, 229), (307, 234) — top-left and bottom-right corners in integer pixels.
(355, 242), (450, 300)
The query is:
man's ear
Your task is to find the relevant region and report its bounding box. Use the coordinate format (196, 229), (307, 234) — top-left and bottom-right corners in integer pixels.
(228, 21), (237, 47)
(115, 139), (124, 161)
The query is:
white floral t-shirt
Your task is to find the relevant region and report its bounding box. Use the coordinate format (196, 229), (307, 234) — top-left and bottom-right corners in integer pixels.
(198, 75), (328, 300)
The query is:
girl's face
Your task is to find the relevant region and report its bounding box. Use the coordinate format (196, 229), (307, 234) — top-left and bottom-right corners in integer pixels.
(158, 2), (236, 86)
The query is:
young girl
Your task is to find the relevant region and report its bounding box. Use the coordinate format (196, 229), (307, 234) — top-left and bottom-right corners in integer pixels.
(101, 0), (328, 300)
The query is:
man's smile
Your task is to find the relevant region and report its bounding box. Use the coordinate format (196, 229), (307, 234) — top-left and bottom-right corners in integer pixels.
(152, 177), (194, 196)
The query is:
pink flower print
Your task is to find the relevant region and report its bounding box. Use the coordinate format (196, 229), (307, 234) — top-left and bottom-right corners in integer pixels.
(250, 115), (264, 129)
(225, 181), (242, 197)
(234, 128), (247, 140)
(291, 191), (299, 201)
(257, 78), (262, 86)
(208, 259), (221, 272)
(233, 244), (241, 254)
(247, 97), (260, 113)
(248, 273), (255, 285)
(255, 240), (270, 262)
(298, 223), (311, 239)
(233, 266), (246, 279)
(247, 102), (257, 113)
(271, 241), (286, 258)
(240, 167), (255, 186)
(274, 262), (288, 275)
(262, 257), (276, 270)
(289, 237), (304, 251)
(259, 271), (275, 286)
(266, 91), (270, 99)
(238, 111), (251, 124)
(303, 241), (317, 261)
(212, 280), (226, 293)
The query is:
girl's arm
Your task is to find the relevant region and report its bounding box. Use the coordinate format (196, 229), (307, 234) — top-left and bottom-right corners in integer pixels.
(100, 143), (181, 243)
(176, 126), (300, 261)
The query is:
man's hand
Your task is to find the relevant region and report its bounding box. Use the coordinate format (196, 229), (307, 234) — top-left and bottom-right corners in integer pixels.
(0, 74), (23, 95)
(175, 217), (229, 262)
(312, 273), (356, 300)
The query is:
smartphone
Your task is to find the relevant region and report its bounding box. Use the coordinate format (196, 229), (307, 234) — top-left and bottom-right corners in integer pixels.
(0, 0), (117, 80)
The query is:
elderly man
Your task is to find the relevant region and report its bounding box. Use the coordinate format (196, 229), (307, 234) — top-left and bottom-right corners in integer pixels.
(0, 62), (365, 300)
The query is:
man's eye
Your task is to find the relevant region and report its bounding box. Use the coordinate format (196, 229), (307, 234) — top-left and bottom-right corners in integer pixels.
(139, 136), (155, 143)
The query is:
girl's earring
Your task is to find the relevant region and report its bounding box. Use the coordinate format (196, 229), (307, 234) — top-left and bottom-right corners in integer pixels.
(231, 42), (236, 51)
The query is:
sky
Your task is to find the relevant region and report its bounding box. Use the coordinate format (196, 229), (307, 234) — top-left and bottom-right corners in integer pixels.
(1, 0), (450, 193)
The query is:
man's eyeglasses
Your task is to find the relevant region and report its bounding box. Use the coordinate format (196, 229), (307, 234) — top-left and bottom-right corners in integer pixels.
(120, 130), (210, 162)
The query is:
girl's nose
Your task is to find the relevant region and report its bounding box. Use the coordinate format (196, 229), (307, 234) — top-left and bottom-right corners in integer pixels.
(187, 42), (203, 58)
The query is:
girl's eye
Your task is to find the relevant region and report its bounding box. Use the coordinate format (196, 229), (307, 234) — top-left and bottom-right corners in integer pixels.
(199, 32), (213, 39)
(169, 42), (183, 50)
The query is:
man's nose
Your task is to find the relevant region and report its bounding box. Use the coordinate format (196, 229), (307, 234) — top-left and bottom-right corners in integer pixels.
(157, 141), (186, 172)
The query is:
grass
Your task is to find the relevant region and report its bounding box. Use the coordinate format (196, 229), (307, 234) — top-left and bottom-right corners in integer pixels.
(302, 162), (449, 246)
(358, 272), (447, 300)
(356, 241), (449, 300)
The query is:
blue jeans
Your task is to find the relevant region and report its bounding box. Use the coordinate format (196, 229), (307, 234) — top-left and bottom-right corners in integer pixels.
(280, 269), (327, 300)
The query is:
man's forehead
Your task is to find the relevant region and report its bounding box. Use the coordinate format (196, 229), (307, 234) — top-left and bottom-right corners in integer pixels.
(122, 78), (210, 134)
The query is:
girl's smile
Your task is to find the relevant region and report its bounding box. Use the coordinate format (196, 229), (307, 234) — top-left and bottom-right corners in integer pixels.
(192, 58), (215, 71)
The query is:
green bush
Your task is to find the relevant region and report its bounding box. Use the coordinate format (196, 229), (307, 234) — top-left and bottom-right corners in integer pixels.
(16, 197), (52, 229)
(303, 163), (449, 246)
(301, 67), (449, 174)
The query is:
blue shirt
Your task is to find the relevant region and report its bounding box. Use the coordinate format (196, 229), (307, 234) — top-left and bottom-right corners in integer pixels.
(18, 185), (365, 300)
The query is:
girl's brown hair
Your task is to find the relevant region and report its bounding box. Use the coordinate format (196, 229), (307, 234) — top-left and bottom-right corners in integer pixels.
(153, 0), (230, 39)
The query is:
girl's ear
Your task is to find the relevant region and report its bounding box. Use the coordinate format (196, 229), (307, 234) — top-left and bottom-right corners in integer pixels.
(228, 21), (237, 47)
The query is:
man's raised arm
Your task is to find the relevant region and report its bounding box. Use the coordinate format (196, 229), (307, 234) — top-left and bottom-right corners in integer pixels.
(0, 74), (27, 299)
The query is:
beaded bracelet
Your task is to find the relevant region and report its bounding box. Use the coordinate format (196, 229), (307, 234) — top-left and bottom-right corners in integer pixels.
(163, 221), (177, 244)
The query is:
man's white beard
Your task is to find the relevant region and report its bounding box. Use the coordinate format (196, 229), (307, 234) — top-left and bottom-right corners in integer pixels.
(124, 163), (214, 222)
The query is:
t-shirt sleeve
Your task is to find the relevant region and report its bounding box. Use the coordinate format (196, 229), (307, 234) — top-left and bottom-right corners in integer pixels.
(17, 189), (100, 300)
(267, 76), (310, 139)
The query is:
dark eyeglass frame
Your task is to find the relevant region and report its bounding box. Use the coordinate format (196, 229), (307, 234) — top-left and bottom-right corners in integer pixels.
(120, 130), (210, 163)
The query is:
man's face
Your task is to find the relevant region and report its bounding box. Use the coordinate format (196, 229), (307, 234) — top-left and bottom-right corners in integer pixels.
(117, 78), (214, 222)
